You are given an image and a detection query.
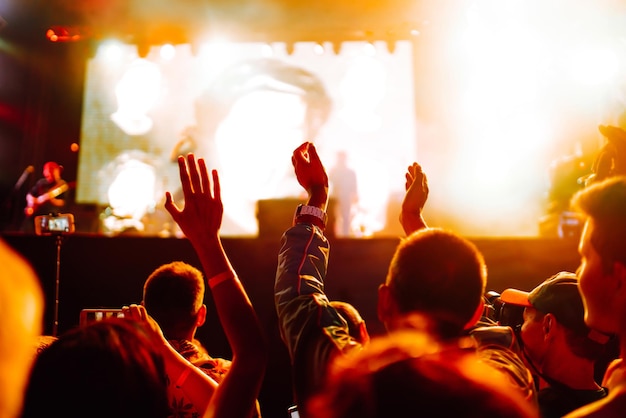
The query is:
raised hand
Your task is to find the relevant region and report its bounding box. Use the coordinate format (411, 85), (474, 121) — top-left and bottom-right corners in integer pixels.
(164, 154), (223, 244)
(122, 304), (166, 341)
(292, 142), (329, 209)
(400, 162), (429, 235)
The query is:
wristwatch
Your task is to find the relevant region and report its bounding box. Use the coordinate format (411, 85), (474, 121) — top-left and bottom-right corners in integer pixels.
(294, 204), (327, 228)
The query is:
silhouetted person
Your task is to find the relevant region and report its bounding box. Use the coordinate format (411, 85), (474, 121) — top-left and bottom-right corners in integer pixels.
(329, 150), (358, 237)
(22, 161), (71, 233)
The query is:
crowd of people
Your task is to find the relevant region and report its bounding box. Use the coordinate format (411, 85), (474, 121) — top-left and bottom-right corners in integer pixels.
(2, 124), (626, 417)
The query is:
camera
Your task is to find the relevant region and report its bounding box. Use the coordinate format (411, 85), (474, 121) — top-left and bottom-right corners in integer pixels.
(483, 290), (525, 328)
(34, 213), (75, 235)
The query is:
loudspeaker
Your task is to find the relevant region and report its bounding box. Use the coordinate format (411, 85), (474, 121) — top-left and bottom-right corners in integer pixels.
(256, 198), (335, 238)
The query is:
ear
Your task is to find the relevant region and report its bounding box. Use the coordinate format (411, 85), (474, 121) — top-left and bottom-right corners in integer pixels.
(542, 313), (556, 340)
(196, 304), (207, 327)
(463, 300), (485, 330)
(377, 284), (397, 328)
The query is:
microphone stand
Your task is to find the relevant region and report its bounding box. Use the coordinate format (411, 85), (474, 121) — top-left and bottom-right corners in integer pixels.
(52, 233), (66, 337)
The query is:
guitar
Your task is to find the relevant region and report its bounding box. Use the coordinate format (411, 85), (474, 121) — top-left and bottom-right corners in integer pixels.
(25, 181), (76, 216)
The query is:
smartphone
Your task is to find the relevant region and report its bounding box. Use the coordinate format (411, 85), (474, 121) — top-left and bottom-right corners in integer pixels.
(34, 213), (75, 235)
(79, 308), (124, 326)
(287, 405), (299, 418)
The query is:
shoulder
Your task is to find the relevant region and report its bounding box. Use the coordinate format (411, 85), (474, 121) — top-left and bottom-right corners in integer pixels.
(565, 390), (626, 418)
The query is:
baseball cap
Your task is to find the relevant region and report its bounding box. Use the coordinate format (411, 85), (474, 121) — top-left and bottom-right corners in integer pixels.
(500, 271), (608, 344)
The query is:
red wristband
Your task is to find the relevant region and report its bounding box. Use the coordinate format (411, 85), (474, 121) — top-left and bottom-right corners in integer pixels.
(208, 271), (235, 289)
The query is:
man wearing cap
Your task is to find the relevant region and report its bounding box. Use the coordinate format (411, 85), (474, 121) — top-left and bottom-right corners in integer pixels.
(500, 271), (609, 418)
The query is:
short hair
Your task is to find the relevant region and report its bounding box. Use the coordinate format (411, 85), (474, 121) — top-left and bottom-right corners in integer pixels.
(571, 175), (626, 273)
(306, 327), (537, 418)
(22, 319), (170, 418)
(385, 228), (487, 336)
(143, 261), (205, 339)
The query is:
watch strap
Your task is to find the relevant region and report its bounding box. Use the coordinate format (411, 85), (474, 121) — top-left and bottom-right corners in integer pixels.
(294, 204), (327, 228)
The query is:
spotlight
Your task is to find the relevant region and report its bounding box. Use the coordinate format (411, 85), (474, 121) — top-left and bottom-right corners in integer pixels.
(46, 26), (84, 42)
(160, 44), (176, 60)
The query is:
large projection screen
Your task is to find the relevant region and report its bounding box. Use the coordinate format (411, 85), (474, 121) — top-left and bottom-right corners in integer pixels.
(76, 40), (417, 237)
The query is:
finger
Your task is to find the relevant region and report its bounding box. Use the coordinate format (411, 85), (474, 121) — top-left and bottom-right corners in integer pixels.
(128, 304), (143, 321)
(164, 192), (181, 222)
(178, 155), (193, 198)
(198, 158), (210, 196)
(293, 142), (308, 163)
(123, 305), (138, 320)
(187, 154), (202, 194)
(407, 164), (415, 178)
(137, 305), (147, 321)
(308, 143), (324, 168)
(295, 142), (309, 154)
(212, 169), (221, 202)
(405, 172), (413, 191)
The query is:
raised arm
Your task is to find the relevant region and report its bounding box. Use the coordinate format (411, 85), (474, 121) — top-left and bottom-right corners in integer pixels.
(275, 143), (362, 408)
(399, 162), (429, 235)
(165, 154), (267, 418)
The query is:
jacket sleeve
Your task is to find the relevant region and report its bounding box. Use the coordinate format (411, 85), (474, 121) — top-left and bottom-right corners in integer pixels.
(274, 223), (361, 406)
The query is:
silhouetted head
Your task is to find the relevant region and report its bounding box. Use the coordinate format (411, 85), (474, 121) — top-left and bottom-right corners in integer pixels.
(143, 261), (206, 340)
(378, 228), (487, 338)
(22, 319), (170, 418)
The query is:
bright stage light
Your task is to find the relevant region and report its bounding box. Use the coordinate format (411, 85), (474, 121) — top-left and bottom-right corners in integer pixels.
(568, 47), (620, 86)
(96, 40), (125, 61)
(313, 43), (325, 55)
(160, 44), (176, 61)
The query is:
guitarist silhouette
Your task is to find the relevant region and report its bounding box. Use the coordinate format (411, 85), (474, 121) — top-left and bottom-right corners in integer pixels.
(23, 162), (74, 232)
